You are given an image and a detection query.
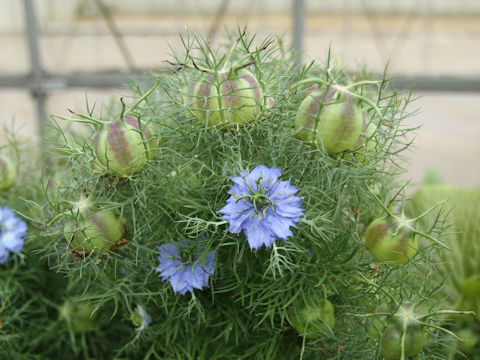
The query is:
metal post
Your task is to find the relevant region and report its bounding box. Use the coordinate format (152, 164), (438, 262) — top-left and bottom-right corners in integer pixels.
(23, 0), (47, 145)
(293, 0), (305, 66)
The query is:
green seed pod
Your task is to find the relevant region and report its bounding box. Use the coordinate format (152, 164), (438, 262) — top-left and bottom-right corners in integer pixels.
(94, 116), (156, 177)
(364, 215), (418, 264)
(380, 303), (426, 360)
(0, 154), (16, 191)
(288, 295), (335, 339)
(367, 303), (389, 346)
(461, 274), (480, 299)
(64, 197), (123, 253)
(59, 298), (97, 333)
(295, 86), (363, 153)
(191, 69), (262, 128)
(456, 327), (479, 354)
(344, 121), (378, 162)
(381, 321), (426, 359)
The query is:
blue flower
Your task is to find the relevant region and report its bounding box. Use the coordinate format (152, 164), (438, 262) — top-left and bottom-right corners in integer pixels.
(219, 165), (303, 250)
(0, 206), (26, 263)
(156, 240), (216, 295)
(131, 304), (152, 332)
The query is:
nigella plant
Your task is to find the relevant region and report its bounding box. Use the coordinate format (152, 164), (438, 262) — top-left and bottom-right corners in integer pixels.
(219, 165), (304, 250)
(0, 206), (27, 263)
(21, 30), (456, 359)
(156, 240), (216, 295)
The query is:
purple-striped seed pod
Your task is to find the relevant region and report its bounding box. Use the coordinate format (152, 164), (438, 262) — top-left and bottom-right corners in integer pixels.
(94, 116), (156, 177)
(294, 86), (363, 154)
(0, 154), (16, 191)
(191, 69), (263, 128)
(364, 215), (418, 264)
(265, 96), (275, 109)
(64, 196), (123, 253)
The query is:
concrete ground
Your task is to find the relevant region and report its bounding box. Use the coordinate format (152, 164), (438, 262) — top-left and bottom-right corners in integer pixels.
(0, 12), (479, 189)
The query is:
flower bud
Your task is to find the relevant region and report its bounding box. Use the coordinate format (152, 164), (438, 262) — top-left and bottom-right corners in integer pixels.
(94, 116), (156, 177)
(64, 197), (123, 253)
(288, 295), (335, 339)
(191, 69), (262, 128)
(0, 154), (16, 191)
(59, 298), (97, 333)
(364, 214), (418, 264)
(295, 86), (363, 153)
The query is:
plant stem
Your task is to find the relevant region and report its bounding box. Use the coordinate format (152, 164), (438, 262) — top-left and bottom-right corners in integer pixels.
(125, 80), (161, 116)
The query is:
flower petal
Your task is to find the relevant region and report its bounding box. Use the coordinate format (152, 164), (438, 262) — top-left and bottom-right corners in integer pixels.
(275, 202), (304, 218)
(1, 232), (24, 253)
(223, 207), (256, 234)
(218, 198), (250, 217)
(156, 240), (215, 295)
(184, 267), (204, 289)
(158, 243), (179, 257)
(0, 243), (9, 263)
(244, 217), (275, 250)
(267, 214), (293, 240)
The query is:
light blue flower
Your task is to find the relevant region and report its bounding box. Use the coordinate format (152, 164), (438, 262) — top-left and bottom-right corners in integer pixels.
(156, 240), (216, 295)
(219, 165), (303, 250)
(0, 206), (26, 263)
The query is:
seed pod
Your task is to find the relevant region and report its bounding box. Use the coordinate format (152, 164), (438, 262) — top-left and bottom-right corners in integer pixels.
(380, 303), (426, 360)
(456, 327), (479, 354)
(295, 86), (363, 153)
(0, 154), (16, 191)
(94, 116), (156, 177)
(265, 96), (275, 109)
(364, 215), (418, 264)
(64, 197), (123, 253)
(288, 295), (335, 339)
(461, 274), (480, 299)
(191, 69), (262, 128)
(367, 303), (389, 346)
(344, 121), (378, 162)
(460, 275), (480, 321)
(59, 298), (97, 333)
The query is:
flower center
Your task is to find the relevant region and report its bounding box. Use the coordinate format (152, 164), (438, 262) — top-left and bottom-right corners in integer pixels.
(233, 174), (276, 217)
(253, 195), (271, 213)
(130, 311), (143, 327)
(179, 247), (197, 264)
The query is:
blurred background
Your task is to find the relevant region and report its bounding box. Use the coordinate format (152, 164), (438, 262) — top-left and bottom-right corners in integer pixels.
(0, 0), (479, 188)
